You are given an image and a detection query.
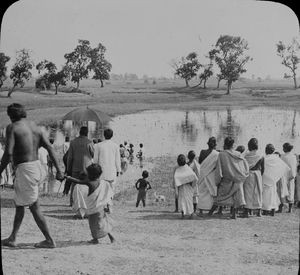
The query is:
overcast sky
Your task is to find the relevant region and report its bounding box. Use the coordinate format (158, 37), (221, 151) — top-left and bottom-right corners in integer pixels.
(0, 0), (299, 78)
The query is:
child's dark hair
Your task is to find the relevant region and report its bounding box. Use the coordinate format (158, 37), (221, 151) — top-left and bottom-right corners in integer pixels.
(142, 170), (149, 178)
(86, 164), (102, 181)
(187, 150), (196, 161)
(236, 145), (245, 154)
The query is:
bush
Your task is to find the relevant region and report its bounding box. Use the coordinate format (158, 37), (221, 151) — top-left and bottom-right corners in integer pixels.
(35, 76), (51, 90)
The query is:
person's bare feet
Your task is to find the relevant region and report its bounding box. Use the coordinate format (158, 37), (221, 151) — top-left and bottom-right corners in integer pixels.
(2, 238), (17, 247)
(34, 239), (56, 248)
(88, 239), (99, 244)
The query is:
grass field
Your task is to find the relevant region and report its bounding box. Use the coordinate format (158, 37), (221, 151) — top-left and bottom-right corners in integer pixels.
(1, 78), (300, 274)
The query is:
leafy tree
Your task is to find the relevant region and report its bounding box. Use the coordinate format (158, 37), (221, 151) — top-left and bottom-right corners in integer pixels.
(209, 35), (252, 94)
(173, 52), (201, 87)
(194, 63), (213, 89)
(36, 60), (56, 90)
(88, 43), (112, 87)
(36, 60), (67, 94)
(0, 53), (10, 89)
(64, 39), (92, 89)
(8, 49), (34, 97)
(276, 38), (300, 89)
(216, 73), (224, 89)
(48, 68), (67, 95)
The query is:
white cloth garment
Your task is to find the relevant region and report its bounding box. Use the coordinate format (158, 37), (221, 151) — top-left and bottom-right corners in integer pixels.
(93, 140), (121, 182)
(197, 150), (219, 210)
(281, 152), (297, 203)
(14, 160), (46, 206)
(262, 154), (291, 211)
(86, 180), (113, 215)
(174, 164), (198, 215)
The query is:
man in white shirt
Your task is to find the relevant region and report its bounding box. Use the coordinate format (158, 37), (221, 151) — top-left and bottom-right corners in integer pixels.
(94, 128), (121, 195)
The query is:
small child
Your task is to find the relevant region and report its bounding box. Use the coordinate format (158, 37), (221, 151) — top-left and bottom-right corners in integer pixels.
(66, 164), (115, 244)
(187, 150), (200, 213)
(236, 145), (245, 155)
(128, 144), (134, 164)
(136, 143), (145, 168)
(135, 170), (152, 207)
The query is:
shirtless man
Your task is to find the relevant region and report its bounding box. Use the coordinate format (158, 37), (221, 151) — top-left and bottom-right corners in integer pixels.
(0, 103), (64, 248)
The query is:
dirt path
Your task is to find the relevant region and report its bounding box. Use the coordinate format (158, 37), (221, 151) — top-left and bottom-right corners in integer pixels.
(1, 192), (298, 275)
(1, 156), (299, 275)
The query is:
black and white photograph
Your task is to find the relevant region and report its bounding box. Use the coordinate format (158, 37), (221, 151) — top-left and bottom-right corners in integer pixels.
(0, 0), (299, 274)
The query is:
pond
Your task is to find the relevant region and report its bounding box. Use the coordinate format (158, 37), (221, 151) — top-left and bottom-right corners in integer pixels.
(40, 107), (300, 158)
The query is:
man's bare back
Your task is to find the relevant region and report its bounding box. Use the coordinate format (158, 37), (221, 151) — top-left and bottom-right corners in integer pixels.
(7, 119), (45, 165)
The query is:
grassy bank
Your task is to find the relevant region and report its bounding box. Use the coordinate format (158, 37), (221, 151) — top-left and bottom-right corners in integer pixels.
(1, 79), (300, 129)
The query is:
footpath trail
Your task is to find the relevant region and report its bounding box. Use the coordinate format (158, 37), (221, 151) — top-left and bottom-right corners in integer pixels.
(1, 188), (299, 275)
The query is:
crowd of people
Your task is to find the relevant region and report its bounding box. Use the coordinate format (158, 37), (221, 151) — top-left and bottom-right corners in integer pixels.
(173, 136), (300, 219)
(1, 102), (299, 249)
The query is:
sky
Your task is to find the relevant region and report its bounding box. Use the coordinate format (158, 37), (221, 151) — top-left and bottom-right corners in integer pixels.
(0, 0), (299, 79)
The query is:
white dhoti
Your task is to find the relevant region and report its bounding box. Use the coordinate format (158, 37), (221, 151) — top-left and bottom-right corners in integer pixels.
(72, 184), (89, 218)
(14, 160), (46, 206)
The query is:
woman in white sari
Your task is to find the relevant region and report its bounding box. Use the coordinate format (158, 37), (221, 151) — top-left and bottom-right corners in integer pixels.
(197, 138), (219, 214)
(173, 154), (198, 218)
(243, 138), (264, 217)
(281, 142), (297, 213)
(262, 144), (291, 216)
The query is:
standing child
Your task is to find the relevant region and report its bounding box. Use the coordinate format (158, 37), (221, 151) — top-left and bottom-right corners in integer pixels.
(136, 143), (145, 168)
(66, 163), (115, 244)
(135, 170), (152, 207)
(187, 150), (200, 213)
(128, 144), (134, 164)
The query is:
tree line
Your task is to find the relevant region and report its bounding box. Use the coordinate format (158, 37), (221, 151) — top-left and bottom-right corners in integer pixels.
(0, 35), (299, 97)
(0, 39), (112, 97)
(171, 35), (300, 94)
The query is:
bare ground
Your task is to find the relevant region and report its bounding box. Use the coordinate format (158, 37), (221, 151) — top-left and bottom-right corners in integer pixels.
(1, 157), (299, 275)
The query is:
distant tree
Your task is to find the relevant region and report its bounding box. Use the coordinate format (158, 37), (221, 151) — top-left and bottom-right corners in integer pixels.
(209, 35), (252, 94)
(172, 52), (201, 87)
(48, 68), (67, 95)
(36, 60), (56, 90)
(197, 63), (213, 89)
(64, 39), (92, 89)
(8, 49), (34, 97)
(36, 60), (67, 94)
(216, 73), (224, 89)
(88, 43), (112, 88)
(124, 73), (138, 81)
(276, 38), (300, 89)
(0, 52), (10, 89)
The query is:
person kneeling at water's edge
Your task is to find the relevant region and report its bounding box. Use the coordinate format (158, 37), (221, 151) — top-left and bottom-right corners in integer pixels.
(66, 163), (115, 244)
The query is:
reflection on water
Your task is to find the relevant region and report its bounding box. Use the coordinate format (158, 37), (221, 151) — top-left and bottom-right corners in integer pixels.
(1, 107), (299, 157)
(109, 107), (300, 157)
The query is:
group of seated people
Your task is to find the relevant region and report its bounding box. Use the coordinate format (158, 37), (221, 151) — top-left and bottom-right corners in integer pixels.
(173, 136), (300, 219)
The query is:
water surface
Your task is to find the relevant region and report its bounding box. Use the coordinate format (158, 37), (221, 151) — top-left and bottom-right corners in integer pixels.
(42, 107), (300, 158)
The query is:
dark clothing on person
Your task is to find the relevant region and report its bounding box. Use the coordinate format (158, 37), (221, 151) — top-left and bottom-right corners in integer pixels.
(67, 135), (94, 205)
(250, 158), (264, 175)
(199, 149), (213, 164)
(135, 178), (151, 207)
